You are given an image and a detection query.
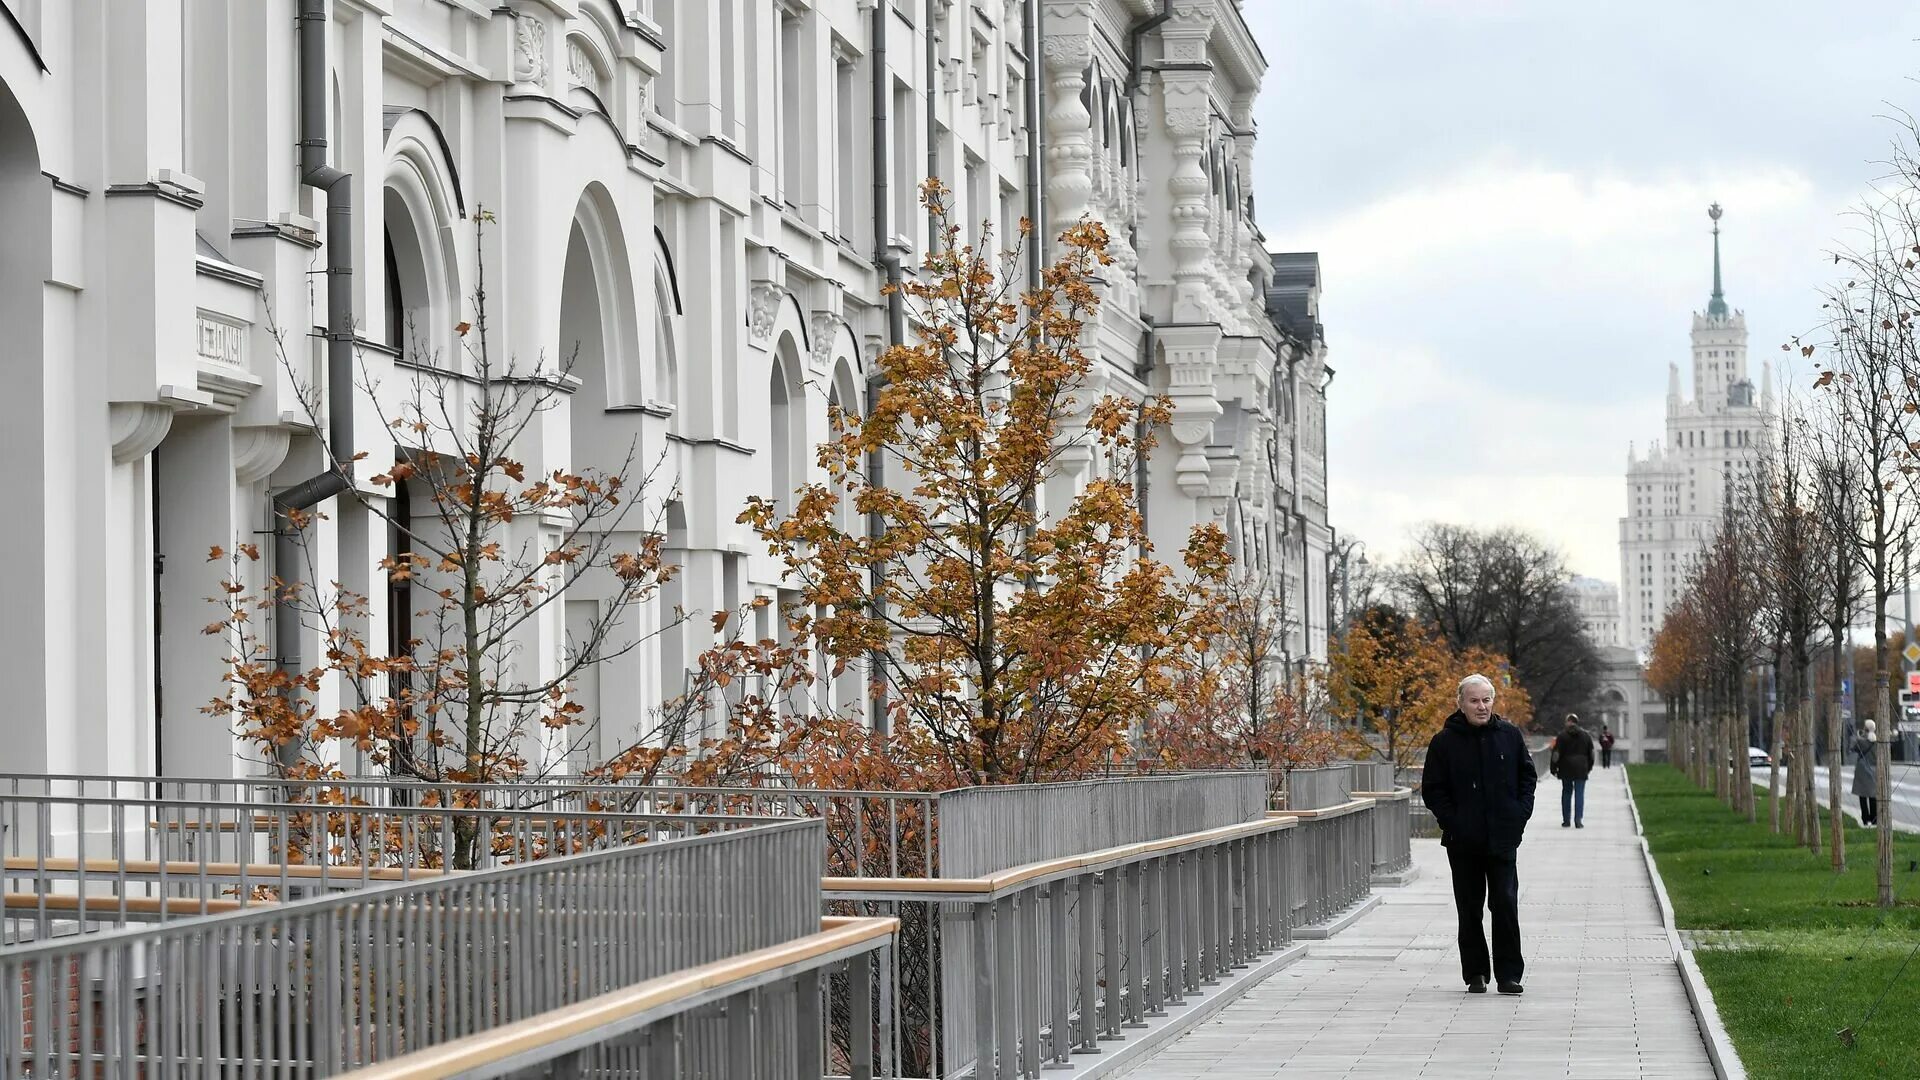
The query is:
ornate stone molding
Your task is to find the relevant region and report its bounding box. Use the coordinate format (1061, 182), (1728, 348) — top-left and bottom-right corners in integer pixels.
(1040, 34), (1093, 66)
(513, 15), (549, 88)
(1043, 35), (1095, 234)
(1164, 107), (1209, 136)
(749, 283), (785, 344)
(233, 426), (294, 485)
(1164, 98), (1216, 320)
(1160, 327), (1223, 496)
(109, 402), (174, 464)
(809, 311), (840, 371)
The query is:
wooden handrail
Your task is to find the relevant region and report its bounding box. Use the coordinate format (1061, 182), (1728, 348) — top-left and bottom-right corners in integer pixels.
(340, 917), (899, 1080)
(821, 814), (1299, 899)
(4, 857), (447, 882)
(1350, 787), (1413, 801)
(3, 892), (264, 916)
(1268, 797), (1376, 820)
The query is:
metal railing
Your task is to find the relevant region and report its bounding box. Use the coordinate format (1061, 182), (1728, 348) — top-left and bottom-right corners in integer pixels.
(1345, 760), (1396, 795)
(1352, 788), (1414, 877)
(1, 792), (782, 942)
(337, 916), (900, 1080)
(1, 817), (824, 1077)
(936, 772), (1267, 877)
(1276, 799), (1376, 928)
(0, 773), (940, 881)
(1282, 766), (1352, 811)
(824, 816), (1299, 1079)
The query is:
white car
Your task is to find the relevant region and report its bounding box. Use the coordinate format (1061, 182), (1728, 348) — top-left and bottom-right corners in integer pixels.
(1748, 746), (1773, 768)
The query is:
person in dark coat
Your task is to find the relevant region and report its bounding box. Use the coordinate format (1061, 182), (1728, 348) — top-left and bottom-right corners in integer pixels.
(1421, 673), (1537, 995)
(1851, 720), (1880, 825)
(1550, 714), (1596, 828)
(1599, 726), (1616, 768)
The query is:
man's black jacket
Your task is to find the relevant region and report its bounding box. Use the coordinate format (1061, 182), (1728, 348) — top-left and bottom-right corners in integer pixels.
(1552, 726), (1595, 780)
(1421, 711), (1537, 854)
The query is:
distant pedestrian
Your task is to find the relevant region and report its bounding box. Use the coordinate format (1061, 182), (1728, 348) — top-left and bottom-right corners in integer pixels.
(1852, 720), (1879, 826)
(1599, 726), (1616, 769)
(1421, 673), (1537, 996)
(1550, 714), (1595, 828)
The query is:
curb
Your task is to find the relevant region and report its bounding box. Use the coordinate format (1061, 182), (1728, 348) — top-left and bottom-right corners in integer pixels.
(1292, 893), (1383, 940)
(1371, 864), (1421, 888)
(1622, 768), (1747, 1080)
(1091, 941), (1309, 1080)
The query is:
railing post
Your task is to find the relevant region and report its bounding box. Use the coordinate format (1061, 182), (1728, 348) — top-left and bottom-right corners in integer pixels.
(975, 902), (998, 1078)
(1020, 891), (1042, 1076)
(1144, 857), (1167, 1016)
(1075, 873), (1100, 1053)
(1125, 863), (1146, 1027)
(1099, 869), (1122, 1038)
(795, 968), (824, 1080)
(994, 897), (1017, 1079)
(1047, 882), (1071, 1065)
(1162, 855), (1184, 1007)
(726, 989), (757, 1079)
(850, 954), (875, 1080)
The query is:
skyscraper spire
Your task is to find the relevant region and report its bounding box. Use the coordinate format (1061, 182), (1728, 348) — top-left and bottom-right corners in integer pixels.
(1707, 203), (1728, 318)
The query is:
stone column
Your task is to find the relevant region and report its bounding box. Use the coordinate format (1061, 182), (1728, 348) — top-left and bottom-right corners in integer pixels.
(1160, 323), (1223, 498)
(1161, 2), (1216, 322)
(1041, 15), (1094, 240)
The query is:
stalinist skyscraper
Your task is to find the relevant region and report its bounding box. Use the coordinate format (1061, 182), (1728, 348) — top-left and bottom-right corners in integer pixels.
(1619, 205), (1774, 651)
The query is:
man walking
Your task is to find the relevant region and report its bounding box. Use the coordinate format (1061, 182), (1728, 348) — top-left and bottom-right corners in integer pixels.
(1421, 673), (1537, 996)
(1599, 725), (1616, 769)
(1550, 714), (1595, 828)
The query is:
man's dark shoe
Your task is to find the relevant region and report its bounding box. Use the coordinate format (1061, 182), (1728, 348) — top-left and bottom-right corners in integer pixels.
(1497, 981), (1524, 995)
(1561, 821), (1571, 827)
(1468, 977), (1488, 994)
(1576, 822), (1585, 829)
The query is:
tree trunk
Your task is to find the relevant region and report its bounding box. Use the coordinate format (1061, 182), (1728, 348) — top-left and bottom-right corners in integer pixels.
(1768, 690), (1782, 834)
(1878, 715), (1896, 907)
(1828, 642), (1847, 871)
(1802, 671), (1820, 854)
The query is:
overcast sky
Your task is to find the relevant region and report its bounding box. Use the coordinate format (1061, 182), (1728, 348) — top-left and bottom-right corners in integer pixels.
(1242, 1), (1920, 584)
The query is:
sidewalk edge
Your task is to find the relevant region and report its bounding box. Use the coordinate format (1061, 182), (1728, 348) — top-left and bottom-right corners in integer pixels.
(1622, 767), (1747, 1080)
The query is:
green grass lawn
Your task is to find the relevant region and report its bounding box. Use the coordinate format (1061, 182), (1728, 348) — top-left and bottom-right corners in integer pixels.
(1628, 765), (1920, 1079)
(1628, 764), (1920, 931)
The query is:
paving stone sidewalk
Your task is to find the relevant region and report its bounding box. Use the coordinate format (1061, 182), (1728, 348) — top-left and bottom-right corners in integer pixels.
(1128, 767), (1714, 1079)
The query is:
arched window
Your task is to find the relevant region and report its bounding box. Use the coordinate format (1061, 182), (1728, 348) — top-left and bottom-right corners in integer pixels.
(381, 115), (463, 367)
(769, 349), (796, 509)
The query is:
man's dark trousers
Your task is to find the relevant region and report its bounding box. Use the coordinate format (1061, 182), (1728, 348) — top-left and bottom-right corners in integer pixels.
(1446, 844), (1523, 986)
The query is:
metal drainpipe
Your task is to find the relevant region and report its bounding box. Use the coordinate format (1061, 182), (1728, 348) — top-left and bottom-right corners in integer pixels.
(926, 0), (938, 245)
(869, 0), (899, 736)
(1122, 2), (1171, 258)
(276, 0), (358, 754)
(1023, 0), (1044, 288)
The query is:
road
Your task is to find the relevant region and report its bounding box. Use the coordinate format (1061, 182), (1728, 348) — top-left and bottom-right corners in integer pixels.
(1745, 760), (1920, 833)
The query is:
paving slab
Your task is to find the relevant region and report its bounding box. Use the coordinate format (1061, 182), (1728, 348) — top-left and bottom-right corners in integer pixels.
(1124, 768), (1714, 1079)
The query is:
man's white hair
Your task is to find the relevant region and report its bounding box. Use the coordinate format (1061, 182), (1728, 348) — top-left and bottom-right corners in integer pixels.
(1457, 673), (1496, 702)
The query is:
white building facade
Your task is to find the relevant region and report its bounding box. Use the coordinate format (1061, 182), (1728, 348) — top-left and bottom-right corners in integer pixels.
(1619, 205), (1772, 652)
(1567, 574), (1622, 650)
(0, 0), (1327, 779)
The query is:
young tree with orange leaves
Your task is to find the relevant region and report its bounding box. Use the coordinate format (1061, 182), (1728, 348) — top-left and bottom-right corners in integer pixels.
(204, 209), (692, 868)
(1146, 572), (1341, 770)
(740, 181), (1231, 785)
(1645, 595), (1708, 782)
(1331, 607), (1532, 774)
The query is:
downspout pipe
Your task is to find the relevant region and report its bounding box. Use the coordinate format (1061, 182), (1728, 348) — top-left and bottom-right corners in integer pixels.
(1123, 1), (1173, 102)
(869, 0), (899, 735)
(277, 0), (358, 746)
(293, 0), (356, 501)
(1022, 0), (1043, 288)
